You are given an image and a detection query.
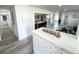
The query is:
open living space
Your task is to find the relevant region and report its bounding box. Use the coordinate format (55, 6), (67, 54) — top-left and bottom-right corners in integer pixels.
(0, 5), (79, 54)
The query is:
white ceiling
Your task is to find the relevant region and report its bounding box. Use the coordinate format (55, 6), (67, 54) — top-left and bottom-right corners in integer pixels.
(30, 5), (79, 12)
(0, 5), (13, 10)
(0, 5), (79, 12)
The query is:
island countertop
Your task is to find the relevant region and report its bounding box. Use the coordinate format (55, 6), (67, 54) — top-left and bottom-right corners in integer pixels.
(33, 27), (79, 54)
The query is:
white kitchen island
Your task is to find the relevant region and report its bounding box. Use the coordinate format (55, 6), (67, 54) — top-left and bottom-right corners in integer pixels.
(32, 27), (79, 54)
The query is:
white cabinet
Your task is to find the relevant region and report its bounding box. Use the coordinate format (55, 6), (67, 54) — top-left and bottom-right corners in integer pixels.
(33, 33), (72, 54)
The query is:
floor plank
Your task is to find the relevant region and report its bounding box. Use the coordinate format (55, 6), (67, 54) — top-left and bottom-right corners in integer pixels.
(0, 27), (33, 54)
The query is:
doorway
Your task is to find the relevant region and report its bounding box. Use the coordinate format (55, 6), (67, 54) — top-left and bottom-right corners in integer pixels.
(0, 10), (18, 46)
(35, 13), (47, 29)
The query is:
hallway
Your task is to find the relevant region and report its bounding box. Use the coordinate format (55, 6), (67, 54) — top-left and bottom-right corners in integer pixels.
(0, 27), (33, 54)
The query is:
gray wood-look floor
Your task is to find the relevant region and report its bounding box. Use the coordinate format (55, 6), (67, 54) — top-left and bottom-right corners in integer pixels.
(0, 27), (33, 54)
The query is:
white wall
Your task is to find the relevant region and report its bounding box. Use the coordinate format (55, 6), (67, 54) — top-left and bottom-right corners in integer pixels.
(10, 6), (19, 38)
(8, 11), (13, 30)
(14, 5), (53, 40)
(61, 11), (79, 27)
